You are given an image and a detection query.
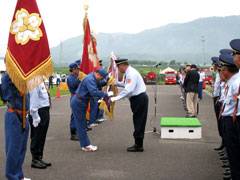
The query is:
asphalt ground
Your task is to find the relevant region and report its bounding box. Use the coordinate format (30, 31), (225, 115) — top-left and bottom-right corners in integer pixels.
(0, 85), (223, 180)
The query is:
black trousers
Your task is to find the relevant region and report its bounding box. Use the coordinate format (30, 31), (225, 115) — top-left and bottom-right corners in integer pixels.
(29, 106), (50, 159)
(222, 116), (240, 180)
(213, 97), (223, 138)
(129, 92), (148, 144)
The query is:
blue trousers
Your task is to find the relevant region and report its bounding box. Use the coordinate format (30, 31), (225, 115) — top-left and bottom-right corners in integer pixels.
(70, 96), (76, 130)
(198, 82), (203, 100)
(5, 111), (29, 180)
(88, 97), (98, 125)
(98, 109), (104, 120)
(70, 96), (90, 147)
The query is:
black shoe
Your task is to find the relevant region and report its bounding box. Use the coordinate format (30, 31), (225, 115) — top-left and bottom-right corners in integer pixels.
(220, 154), (228, 161)
(214, 144), (224, 151)
(222, 162), (230, 168)
(223, 170), (231, 176)
(127, 144), (144, 152)
(222, 160), (229, 164)
(71, 134), (79, 141)
(223, 174), (232, 180)
(40, 159), (51, 167)
(31, 159), (47, 169)
(86, 126), (92, 131)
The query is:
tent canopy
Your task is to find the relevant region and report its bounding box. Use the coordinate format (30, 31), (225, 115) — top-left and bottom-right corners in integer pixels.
(159, 67), (177, 74)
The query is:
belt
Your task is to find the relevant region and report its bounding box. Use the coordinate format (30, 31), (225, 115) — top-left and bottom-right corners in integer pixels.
(76, 94), (89, 102)
(8, 108), (29, 114)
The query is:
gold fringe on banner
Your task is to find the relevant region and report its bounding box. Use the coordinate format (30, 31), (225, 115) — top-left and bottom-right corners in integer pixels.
(99, 76), (117, 121)
(5, 48), (53, 93)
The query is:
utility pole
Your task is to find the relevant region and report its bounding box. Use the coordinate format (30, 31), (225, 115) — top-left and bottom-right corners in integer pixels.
(201, 36), (206, 66)
(60, 39), (63, 65)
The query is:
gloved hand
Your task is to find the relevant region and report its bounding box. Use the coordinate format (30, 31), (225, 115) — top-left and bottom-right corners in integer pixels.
(110, 97), (117, 102)
(107, 91), (114, 97)
(33, 117), (41, 127)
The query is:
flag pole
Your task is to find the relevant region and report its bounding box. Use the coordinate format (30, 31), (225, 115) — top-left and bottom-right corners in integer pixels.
(22, 93), (26, 132)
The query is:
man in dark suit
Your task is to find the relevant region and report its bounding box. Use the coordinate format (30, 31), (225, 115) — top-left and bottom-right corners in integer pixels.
(183, 64), (200, 117)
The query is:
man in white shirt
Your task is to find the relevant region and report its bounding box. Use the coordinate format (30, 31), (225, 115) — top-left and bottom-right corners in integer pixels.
(29, 82), (51, 169)
(111, 58), (148, 152)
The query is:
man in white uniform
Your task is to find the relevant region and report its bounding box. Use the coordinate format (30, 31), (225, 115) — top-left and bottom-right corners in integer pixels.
(111, 58), (148, 152)
(29, 82), (51, 169)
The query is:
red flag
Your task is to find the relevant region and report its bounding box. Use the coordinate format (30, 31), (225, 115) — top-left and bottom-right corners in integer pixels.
(80, 13), (100, 74)
(5, 0), (53, 93)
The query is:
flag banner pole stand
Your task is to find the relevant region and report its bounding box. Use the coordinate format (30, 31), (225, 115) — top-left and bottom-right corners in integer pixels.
(145, 64), (161, 136)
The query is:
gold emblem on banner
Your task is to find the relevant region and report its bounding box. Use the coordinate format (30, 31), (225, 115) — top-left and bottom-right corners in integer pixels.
(10, 8), (43, 45)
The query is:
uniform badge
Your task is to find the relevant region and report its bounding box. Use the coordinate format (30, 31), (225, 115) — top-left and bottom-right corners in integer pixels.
(127, 79), (131, 84)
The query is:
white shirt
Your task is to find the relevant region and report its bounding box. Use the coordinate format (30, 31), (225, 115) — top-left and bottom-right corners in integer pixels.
(0, 74), (2, 84)
(218, 82), (226, 103)
(213, 71), (221, 97)
(56, 73), (61, 79)
(222, 73), (240, 116)
(115, 66), (146, 101)
(30, 83), (50, 120)
(198, 72), (204, 82)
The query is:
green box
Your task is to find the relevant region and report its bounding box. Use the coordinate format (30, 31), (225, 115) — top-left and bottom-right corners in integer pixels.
(161, 117), (202, 127)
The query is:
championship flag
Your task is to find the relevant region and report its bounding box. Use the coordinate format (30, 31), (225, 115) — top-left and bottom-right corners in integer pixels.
(81, 5), (100, 120)
(5, 0), (53, 130)
(80, 5), (100, 75)
(98, 52), (119, 121)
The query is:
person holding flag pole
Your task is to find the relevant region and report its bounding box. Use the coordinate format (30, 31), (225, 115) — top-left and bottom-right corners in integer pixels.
(2, 0), (53, 179)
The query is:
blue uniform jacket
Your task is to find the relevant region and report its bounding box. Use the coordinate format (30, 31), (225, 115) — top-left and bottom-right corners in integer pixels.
(1, 73), (30, 111)
(75, 72), (108, 99)
(67, 73), (80, 94)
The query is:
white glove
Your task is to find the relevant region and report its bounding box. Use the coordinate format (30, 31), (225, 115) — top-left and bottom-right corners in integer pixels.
(110, 97), (117, 102)
(33, 117), (41, 127)
(98, 99), (103, 103)
(107, 91), (114, 97)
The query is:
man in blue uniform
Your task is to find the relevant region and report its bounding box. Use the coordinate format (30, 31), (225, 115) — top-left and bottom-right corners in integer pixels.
(218, 53), (240, 180)
(29, 82), (51, 169)
(111, 58), (149, 152)
(1, 73), (31, 180)
(70, 68), (113, 151)
(67, 63), (81, 140)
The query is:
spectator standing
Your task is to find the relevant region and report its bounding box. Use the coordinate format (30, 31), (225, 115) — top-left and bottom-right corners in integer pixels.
(48, 75), (54, 89)
(183, 64), (200, 117)
(61, 72), (66, 82)
(56, 72), (61, 87)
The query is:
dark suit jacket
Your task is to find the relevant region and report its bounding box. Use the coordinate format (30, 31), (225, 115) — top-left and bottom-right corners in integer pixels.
(183, 69), (200, 93)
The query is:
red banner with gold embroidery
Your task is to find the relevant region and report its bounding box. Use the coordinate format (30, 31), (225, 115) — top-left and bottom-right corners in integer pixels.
(5, 0), (53, 93)
(80, 9), (100, 75)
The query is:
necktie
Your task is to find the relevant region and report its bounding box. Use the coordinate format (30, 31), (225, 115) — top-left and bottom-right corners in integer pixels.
(218, 85), (229, 120)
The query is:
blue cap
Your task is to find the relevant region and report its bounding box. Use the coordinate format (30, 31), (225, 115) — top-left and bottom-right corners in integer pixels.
(211, 57), (221, 66)
(230, 39), (240, 55)
(219, 54), (236, 67)
(75, 59), (82, 65)
(97, 68), (108, 78)
(69, 63), (79, 69)
(115, 58), (128, 65)
(219, 49), (233, 55)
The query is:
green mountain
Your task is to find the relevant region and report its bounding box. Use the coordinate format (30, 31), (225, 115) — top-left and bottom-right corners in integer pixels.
(50, 15), (240, 66)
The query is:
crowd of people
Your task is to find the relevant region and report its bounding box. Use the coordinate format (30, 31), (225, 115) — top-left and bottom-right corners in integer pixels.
(177, 39), (240, 180)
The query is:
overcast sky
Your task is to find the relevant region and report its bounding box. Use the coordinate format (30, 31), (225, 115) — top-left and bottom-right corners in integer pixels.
(0, 0), (240, 57)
